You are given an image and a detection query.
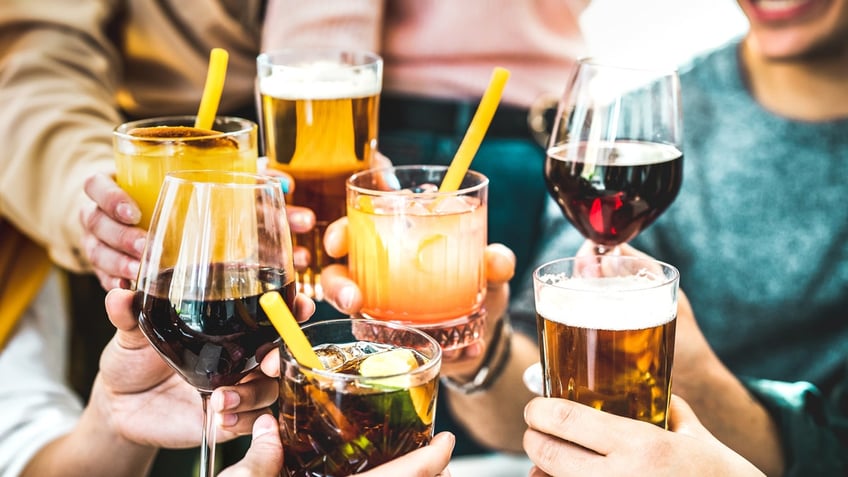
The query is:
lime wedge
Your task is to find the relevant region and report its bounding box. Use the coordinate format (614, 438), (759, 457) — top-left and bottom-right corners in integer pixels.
(359, 348), (418, 389)
(359, 348), (434, 425)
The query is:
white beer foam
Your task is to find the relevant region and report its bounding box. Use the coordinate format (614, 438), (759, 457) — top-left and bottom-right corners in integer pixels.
(259, 60), (381, 100)
(535, 276), (675, 331)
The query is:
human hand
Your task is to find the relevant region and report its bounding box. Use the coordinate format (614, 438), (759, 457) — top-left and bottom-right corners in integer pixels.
(217, 414), (283, 477)
(523, 395), (765, 477)
(93, 288), (314, 449)
(217, 420), (453, 477)
(81, 171), (316, 291)
(321, 215), (515, 375)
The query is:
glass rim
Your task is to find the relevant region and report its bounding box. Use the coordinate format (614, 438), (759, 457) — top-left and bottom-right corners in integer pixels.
(575, 56), (679, 76)
(162, 170), (284, 189)
(113, 115), (257, 141)
(347, 164), (488, 197)
(281, 318), (443, 381)
(533, 255), (680, 292)
(257, 48), (383, 68)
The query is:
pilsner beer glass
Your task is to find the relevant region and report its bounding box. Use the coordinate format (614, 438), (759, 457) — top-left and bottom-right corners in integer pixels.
(113, 116), (258, 230)
(533, 255), (679, 427)
(257, 49), (383, 300)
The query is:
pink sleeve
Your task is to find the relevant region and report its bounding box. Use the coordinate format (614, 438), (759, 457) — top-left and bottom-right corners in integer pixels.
(262, 0), (385, 53)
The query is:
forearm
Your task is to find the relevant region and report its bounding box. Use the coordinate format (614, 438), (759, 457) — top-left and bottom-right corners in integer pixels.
(445, 332), (538, 452)
(20, 395), (157, 477)
(674, 357), (785, 476)
(0, 7), (122, 271)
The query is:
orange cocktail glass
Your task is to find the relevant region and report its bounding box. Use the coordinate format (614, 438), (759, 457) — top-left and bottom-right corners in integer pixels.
(347, 165), (488, 355)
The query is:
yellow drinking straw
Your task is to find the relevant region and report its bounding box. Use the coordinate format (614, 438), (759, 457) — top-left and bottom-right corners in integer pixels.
(194, 48), (229, 130)
(259, 291), (325, 370)
(260, 290), (374, 453)
(439, 66), (511, 192)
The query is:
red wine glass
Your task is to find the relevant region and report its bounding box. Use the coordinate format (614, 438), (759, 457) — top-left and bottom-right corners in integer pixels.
(133, 170), (296, 477)
(545, 58), (684, 255)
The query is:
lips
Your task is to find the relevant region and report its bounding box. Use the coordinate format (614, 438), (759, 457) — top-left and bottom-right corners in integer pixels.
(746, 0), (823, 22)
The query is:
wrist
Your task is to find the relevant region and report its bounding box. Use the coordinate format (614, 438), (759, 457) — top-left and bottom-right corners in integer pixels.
(441, 316), (512, 394)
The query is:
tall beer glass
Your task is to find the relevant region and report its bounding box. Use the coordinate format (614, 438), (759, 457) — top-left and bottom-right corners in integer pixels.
(258, 49), (383, 300)
(533, 255), (679, 427)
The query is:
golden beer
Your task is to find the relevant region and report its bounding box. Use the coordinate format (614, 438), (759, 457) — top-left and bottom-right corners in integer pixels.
(258, 50), (382, 300)
(533, 257), (679, 428)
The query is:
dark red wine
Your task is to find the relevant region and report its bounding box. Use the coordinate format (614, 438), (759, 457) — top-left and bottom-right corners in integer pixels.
(545, 140), (682, 246)
(134, 263), (296, 391)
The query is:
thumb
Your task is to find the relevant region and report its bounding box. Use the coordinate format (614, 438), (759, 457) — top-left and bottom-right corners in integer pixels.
(220, 414), (283, 477)
(667, 394), (712, 440)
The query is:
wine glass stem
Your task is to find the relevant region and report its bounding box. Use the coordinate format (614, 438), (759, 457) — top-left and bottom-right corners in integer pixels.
(594, 244), (621, 256)
(199, 391), (217, 477)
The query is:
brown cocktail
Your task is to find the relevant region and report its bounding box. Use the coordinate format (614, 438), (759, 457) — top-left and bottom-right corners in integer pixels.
(279, 319), (441, 477)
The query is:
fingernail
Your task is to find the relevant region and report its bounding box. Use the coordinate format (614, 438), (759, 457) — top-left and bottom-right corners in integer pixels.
(128, 260), (140, 278)
(133, 238), (146, 255)
(433, 432), (456, 449)
(116, 202), (141, 224)
(337, 286), (355, 311)
(253, 415), (276, 438)
(279, 177), (290, 195)
(221, 390), (240, 410)
(218, 413), (238, 427)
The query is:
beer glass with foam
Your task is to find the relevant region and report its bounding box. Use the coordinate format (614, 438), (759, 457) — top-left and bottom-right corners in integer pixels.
(533, 255), (679, 427)
(257, 49), (383, 300)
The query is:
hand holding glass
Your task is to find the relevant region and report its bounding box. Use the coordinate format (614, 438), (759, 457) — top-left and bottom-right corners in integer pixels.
(133, 171), (296, 477)
(346, 165), (488, 359)
(533, 255), (679, 428)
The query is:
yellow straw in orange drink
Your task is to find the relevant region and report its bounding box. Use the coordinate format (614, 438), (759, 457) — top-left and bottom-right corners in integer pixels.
(439, 67), (510, 192)
(195, 48), (230, 130)
(259, 291), (325, 370)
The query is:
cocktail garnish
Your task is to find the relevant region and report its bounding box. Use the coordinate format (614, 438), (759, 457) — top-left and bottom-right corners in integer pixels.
(439, 67), (510, 192)
(195, 48), (229, 130)
(359, 348), (419, 388)
(359, 348), (434, 425)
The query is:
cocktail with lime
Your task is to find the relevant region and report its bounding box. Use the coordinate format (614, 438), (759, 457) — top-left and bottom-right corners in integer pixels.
(279, 319), (441, 477)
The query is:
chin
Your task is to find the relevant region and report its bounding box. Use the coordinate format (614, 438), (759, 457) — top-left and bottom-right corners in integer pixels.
(739, 0), (848, 60)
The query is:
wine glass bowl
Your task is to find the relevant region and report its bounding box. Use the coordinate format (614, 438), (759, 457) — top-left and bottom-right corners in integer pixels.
(133, 170), (296, 476)
(545, 59), (683, 254)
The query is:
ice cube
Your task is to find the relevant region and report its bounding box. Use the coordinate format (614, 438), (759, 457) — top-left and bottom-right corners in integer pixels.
(313, 344), (349, 371)
(405, 200), (431, 217)
(432, 196), (474, 214)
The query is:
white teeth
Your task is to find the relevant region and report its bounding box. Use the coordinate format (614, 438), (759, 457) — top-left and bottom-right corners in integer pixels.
(754, 0), (809, 12)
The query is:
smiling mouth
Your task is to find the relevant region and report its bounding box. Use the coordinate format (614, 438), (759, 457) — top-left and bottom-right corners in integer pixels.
(748, 0), (822, 21)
